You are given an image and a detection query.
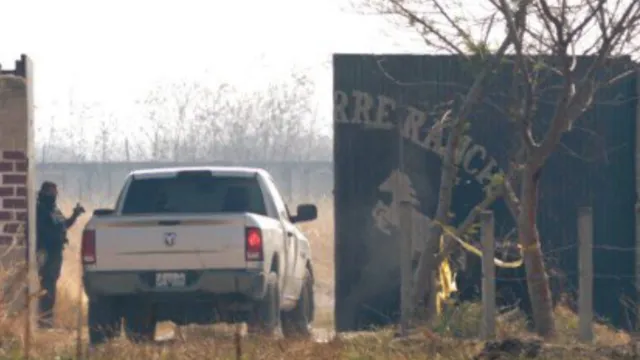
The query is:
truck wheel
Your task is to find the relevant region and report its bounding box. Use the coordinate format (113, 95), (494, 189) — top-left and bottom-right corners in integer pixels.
(248, 272), (281, 336)
(282, 268), (314, 339)
(88, 296), (121, 346)
(123, 299), (157, 343)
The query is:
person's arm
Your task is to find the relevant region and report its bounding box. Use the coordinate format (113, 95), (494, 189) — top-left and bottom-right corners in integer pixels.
(63, 211), (80, 228)
(63, 203), (86, 228)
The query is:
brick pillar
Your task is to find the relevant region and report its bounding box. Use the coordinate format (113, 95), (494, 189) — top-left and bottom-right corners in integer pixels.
(0, 55), (36, 329)
(0, 151), (28, 244)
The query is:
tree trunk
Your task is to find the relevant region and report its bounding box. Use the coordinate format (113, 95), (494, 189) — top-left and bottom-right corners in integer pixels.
(410, 37), (513, 321)
(519, 165), (555, 337)
(412, 123), (461, 321)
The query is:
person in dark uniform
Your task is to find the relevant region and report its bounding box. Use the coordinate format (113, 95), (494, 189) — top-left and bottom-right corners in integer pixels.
(36, 181), (85, 329)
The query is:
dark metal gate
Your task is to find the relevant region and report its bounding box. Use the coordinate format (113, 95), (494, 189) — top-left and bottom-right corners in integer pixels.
(333, 54), (638, 331)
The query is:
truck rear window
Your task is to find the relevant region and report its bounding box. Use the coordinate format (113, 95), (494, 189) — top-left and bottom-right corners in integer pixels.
(120, 173), (267, 215)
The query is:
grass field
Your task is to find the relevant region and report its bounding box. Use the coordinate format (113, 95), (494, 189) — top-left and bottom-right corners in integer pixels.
(0, 197), (637, 359)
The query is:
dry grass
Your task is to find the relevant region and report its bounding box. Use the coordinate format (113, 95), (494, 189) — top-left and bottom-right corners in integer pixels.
(0, 196), (637, 359)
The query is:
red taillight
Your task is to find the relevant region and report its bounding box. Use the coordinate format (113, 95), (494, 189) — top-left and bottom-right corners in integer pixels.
(245, 227), (263, 261)
(81, 229), (96, 265)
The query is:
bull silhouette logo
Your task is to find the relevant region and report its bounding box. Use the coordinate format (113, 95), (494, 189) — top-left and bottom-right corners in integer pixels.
(372, 169), (423, 235)
(371, 168), (438, 259)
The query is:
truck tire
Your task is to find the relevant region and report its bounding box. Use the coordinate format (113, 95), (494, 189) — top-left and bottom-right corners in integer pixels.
(123, 298), (157, 343)
(248, 272), (281, 336)
(282, 268), (314, 339)
(88, 296), (121, 346)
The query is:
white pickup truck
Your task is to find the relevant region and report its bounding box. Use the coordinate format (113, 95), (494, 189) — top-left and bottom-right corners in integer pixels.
(81, 167), (318, 345)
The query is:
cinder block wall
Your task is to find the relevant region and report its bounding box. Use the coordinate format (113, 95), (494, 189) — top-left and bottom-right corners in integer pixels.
(0, 56), (34, 319)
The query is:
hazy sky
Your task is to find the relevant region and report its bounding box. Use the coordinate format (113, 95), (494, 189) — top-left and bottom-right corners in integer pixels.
(0, 0), (425, 140)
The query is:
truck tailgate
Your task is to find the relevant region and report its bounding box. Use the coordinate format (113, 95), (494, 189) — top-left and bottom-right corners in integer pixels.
(93, 215), (247, 271)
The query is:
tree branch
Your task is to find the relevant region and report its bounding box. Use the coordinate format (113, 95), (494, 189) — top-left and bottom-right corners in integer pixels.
(530, 0), (640, 169)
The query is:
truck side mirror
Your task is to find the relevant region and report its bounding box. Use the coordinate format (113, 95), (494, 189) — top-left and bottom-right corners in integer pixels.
(291, 204), (317, 223)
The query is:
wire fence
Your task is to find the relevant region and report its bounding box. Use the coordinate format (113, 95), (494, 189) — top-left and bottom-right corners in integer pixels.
(479, 242), (638, 282)
(465, 208), (640, 341)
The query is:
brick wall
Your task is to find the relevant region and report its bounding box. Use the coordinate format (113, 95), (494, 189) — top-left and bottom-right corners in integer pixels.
(0, 150), (27, 245)
(0, 56), (34, 321)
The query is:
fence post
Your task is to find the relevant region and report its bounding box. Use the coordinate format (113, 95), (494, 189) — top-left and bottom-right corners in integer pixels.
(398, 200), (413, 336)
(480, 210), (496, 340)
(578, 207), (594, 342)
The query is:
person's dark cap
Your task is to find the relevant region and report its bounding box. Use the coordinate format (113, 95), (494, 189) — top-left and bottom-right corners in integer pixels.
(39, 181), (57, 192)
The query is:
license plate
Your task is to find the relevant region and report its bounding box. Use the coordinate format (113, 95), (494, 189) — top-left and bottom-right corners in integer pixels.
(155, 272), (186, 288)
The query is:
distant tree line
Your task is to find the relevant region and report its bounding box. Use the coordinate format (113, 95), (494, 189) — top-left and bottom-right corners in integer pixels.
(36, 71), (331, 163)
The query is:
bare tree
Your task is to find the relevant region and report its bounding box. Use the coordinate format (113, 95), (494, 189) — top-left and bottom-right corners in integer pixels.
(35, 114), (56, 163)
(137, 92), (171, 161)
(366, 0), (640, 338)
(93, 112), (120, 162)
(239, 72), (318, 161)
(136, 72), (330, 163)
(137, 81), (210, 161)
(188, 84), (231, 160)
(36, 100), (97, 162)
